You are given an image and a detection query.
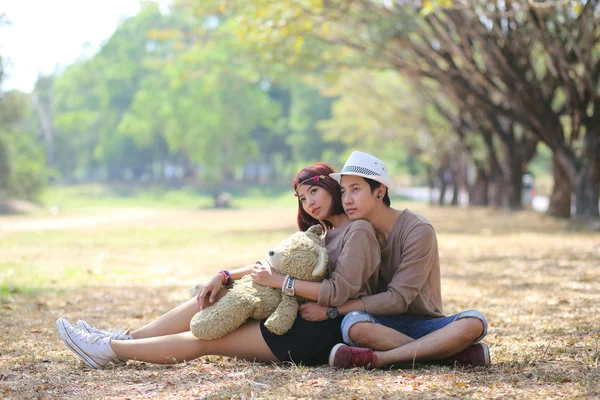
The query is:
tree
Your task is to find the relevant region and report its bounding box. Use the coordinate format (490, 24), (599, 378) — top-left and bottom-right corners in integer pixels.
(200, 0), (598, 218)
(0, 90), (49, 202)
(51, 3), (171, 182)
(317, 69), (466, 205)
(115, 8), (284, 201)
(395, 1), (599, 217)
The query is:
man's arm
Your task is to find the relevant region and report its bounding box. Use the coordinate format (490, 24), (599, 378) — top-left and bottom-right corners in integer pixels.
(299, 298), (365, 321)
(361, 224), (439, 316)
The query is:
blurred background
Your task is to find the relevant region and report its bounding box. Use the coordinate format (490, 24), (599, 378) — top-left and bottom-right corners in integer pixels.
(0, 0), (598, 220)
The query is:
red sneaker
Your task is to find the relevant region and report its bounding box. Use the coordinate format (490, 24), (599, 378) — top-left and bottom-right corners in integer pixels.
(329, 343), (377, 369)
(448, 343), (490, 367)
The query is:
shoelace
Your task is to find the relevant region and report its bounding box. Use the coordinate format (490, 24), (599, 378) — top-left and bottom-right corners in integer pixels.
(350, 348), (374, 367)
(106, 330), (128, 340)
(88, 333), (106, 344)
(68, 324), (105, 344)
(85, 324), (129, 340)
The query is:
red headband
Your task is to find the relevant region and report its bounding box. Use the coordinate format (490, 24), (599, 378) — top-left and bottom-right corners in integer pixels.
(294, 175), (327, 197)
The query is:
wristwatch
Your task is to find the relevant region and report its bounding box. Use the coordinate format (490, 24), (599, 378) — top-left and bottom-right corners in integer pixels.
(326, 306), (339, 319)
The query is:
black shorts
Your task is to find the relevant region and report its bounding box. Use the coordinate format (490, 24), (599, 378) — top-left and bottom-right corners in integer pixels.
(260, 315), (343, 366)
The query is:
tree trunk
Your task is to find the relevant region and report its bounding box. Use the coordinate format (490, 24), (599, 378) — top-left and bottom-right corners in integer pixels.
(574, 164), (600, 219)
(451, 167), (460, 205)
(469, 168), (489, 206)
(427, 169), (436, 205)
(451, 182), (459, 205)
(32, 93), (55, 170)
(548, 155), (572, 218)
(438, 181), (447, 206)
(589, 141), (600, 218)
(507, 151), (524, 211)
(489, 174), (506, 208)
(586, 181), (600, 218)
(576, 131), (600, 218)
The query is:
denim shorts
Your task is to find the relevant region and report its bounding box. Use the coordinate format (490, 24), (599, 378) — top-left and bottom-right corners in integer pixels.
(341, 309), (488, 347)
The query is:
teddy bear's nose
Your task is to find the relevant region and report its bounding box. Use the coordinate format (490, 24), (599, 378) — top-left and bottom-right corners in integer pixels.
(269, 250), (275, 256)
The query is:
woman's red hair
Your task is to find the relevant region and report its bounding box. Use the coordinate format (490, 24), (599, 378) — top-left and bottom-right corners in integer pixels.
(293, 163), (344, 231)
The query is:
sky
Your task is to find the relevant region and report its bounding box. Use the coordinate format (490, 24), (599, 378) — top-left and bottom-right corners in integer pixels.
(0, 0), (141, 92)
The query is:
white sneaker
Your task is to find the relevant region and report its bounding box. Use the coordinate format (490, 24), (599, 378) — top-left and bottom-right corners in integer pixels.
(76, 320), (133, 341)
(56, 318), (122, 369)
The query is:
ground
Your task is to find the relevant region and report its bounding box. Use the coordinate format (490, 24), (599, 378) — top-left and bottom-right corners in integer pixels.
(0, 204), (598, 399)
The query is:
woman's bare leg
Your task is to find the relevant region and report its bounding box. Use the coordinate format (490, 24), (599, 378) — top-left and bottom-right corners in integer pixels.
(112, 321), (277, 364)
(130, 289), (228, 339)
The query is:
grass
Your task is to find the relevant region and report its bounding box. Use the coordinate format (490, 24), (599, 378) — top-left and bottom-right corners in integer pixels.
(0, 199), (599, 399)
(39, 183), (303, 211)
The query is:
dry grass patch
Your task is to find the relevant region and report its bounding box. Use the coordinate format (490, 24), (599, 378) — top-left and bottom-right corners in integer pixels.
(1, 204), (599, 399)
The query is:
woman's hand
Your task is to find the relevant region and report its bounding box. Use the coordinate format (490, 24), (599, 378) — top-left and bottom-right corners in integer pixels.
(197, 274), (226, 310)
(251, 262), (284, 289)
(299, 302), (328, 322)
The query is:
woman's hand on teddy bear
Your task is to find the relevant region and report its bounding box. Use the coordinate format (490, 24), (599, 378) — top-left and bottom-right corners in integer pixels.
(197, 274), (227, 310)
(251, 262), (285, 289)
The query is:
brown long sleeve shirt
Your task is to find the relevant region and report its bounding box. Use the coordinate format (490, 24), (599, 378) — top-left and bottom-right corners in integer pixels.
(361, 209), (444, 318)
(317, 219), (380, 307)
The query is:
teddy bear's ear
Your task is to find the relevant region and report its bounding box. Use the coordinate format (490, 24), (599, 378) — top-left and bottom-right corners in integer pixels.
(306, 224), (324, 241)
(307, 224), (323, 236)
(311, 246), (327, 277)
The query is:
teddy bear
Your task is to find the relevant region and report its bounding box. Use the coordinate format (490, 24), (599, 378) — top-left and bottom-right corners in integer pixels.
(189, 224), (328, 340)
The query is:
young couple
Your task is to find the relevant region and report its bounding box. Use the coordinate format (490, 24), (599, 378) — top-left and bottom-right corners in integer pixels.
(56, 151), (489, 370)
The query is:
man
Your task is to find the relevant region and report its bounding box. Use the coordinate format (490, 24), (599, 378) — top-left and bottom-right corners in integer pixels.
(303, 151), (489, 369)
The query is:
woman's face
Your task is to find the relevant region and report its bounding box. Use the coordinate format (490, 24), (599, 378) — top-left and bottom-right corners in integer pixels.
(340, 175), (379, 221)
(297, 184), (333, 221)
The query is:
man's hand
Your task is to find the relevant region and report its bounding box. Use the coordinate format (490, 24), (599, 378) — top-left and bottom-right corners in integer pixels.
(197, 274), (225, 310)
(299, 302), (328, 321)
(251, 262), (284, 289)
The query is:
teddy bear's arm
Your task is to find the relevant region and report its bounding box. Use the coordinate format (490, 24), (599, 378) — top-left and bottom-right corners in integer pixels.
(263, 295), (299, 335)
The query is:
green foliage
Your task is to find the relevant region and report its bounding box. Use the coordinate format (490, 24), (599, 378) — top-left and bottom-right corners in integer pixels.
(0, 134), (11, 195)
(11, 0), (571, 202)
(0, 89), (49, 202)
(0, 90), (31, 127)
(317, 69), (453, 177)
(0, 129), (48, 201)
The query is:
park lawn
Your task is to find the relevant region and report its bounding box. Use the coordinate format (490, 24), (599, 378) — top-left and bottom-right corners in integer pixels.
(0, 203), (598, 399)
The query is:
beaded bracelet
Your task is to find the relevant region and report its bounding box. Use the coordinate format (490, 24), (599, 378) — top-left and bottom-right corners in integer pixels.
(282, 274), (290, 294)
(218, 270), (232, 286)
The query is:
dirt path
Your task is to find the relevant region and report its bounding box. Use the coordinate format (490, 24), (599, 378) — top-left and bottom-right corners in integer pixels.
(0, 208), (161, 233)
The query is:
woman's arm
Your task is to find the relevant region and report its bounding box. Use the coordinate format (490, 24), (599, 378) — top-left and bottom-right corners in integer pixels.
(316, 221), (380, 307)
(230, 264), (255, 281)
(250, 266), (323, 301)
(197, 264), (255, 309)
(252, 221), (380, 305)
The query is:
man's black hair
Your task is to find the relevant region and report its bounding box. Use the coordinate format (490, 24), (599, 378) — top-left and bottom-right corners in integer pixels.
(364, 177), (391, 207)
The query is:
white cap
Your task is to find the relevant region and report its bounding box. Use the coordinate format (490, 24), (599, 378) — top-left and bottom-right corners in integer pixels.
(330, 151), (394, 189)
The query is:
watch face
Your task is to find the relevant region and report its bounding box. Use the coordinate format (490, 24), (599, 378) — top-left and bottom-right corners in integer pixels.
(327, 307), (339, 319)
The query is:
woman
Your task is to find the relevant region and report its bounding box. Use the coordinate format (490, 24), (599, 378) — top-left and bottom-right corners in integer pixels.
(56, 163), (380, 368)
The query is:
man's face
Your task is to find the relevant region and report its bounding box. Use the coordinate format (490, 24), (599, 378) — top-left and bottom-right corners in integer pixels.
(340, 175), (378, 221)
